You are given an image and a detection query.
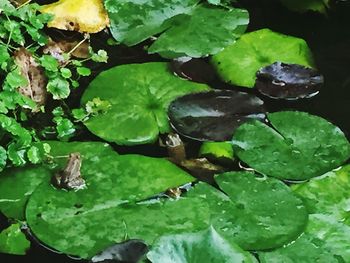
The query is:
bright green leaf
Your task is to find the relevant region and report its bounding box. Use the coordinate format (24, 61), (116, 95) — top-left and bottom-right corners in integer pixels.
(0, 223), (30, 255)
(211, 29), (315, 87)
(81, 62), (209, 145)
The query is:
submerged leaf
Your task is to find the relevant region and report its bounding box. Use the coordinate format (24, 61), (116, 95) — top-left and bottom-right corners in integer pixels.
(256, 62), (324, 99)
(279, 0), (330, 14)
(211, 28), (315, 88)
(232, 111), (350, 180)
(147, 227), (254, 263)
(40, 0), (109, 33)
(92, 240), (148, 263)
(168, 90), (265, 141)
(81, 62), (209, 145)
(0, 223), (30, 255)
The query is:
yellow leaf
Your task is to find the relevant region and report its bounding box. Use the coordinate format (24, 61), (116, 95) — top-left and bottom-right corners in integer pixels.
(41, 0), (109, 33)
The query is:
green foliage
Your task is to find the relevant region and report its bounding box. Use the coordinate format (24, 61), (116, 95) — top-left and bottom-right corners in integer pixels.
(105, 0), (249, 58)
(0, 1), (108, 168)
(0, 223), (30, 255)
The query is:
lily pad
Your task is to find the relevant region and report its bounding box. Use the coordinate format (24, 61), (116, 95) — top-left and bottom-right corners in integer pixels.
(306, 214), (350, 261)
(293, 165), (350, 220)
(105, 0), (248, 58)
(0, 141), (115, 220)
(147, 226), (254, 263)
(211, 29), (315, 88)
(81, 62), (209, 145)
(0, 223), (30, 255)
(258, 234), (341, 263)
(256, 62), (324, 99)
(187, 172), (308, 250)
(232, 111), (350, 180)
(27, 191), (209, 259)
(168, 90), (265, 141)
(291, 166), (350, 261)
(22, 141), (203, 259)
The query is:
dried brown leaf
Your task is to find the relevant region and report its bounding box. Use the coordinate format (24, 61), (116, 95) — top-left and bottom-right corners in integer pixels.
(14, 48), (48, 110)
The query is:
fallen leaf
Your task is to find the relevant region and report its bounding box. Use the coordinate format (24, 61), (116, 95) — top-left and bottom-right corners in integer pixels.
(40, 0), (109, 33)
(14, 48), (47, 109)
(42, 37), (90, 65)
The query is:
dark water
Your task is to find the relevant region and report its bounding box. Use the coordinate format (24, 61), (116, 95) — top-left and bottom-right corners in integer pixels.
(1, 1), (350, 262)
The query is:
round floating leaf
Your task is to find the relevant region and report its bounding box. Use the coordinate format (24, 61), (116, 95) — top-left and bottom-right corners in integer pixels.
(291, 166), (350, 261)
(211, 29), (315, 88)
(0, 141), (115, 220)
(232, 111), (350, 180)
(258, 234), (341, 263)
(187, 172), (308, 250)
(168, 90), (265, 141)
(81, 63), (209, 145)
(0, 223), (30, 255)
(25, 144), (200, 258)
(256, 62), (324, 99)
(147, 227), (254, 263)
(105, 0), (248, 58)
(27, 192), (209, 259)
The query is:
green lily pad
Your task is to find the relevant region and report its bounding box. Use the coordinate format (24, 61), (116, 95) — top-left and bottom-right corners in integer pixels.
(293, 165), (350, 220)
(147, 226), (255, 263)
(81, 62), (209, 145)
(258, 234), (341, 263)
(27, 193), (209, 259)
(0, 223), (30, 255)
(211, 29), (315, 87)
(105, 0), (248, 58)
(291, 165), (350, 261)
(232, 111), (350, 180)
(0, 141), (116, 220)
(187, 172), (308, 250)
(306, 214), (350, 261)
(24, 141), (201, 258)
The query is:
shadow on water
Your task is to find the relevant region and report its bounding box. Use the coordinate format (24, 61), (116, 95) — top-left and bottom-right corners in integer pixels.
(1, 1), (350, 262)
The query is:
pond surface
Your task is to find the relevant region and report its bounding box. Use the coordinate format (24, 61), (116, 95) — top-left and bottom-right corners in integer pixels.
(1, 0), (350, 262)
